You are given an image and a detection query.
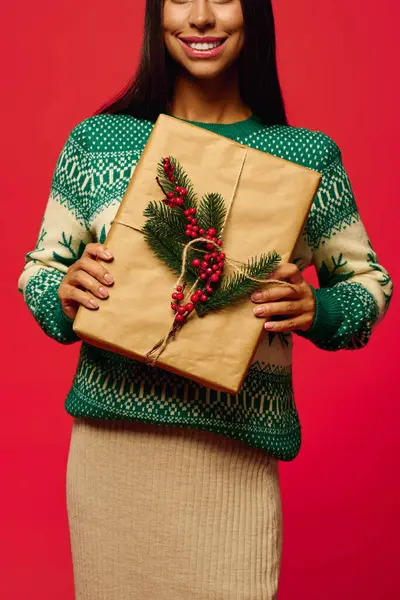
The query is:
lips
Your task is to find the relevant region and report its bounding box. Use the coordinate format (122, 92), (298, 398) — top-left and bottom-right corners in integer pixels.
(178, 36), (227, 60)
(179, 37), (226, 44)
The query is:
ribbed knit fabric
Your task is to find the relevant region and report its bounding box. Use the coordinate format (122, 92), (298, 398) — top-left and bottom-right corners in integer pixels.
(66, 418), (282, 600)
(18, 114), (393, 461)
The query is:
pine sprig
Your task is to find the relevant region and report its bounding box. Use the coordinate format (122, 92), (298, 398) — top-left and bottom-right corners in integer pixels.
(157, 157), (197, 210)
(144, 201), (188, 245)
(143, 222), (198, 282)
(197, 193), (227, 237)
(196, 251), (282, 317)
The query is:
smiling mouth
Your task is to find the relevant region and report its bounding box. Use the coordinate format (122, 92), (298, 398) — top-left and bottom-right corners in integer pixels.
(179, 37), (227, 51)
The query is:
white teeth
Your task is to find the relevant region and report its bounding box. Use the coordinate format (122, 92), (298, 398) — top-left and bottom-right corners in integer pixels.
(187, 41), (222, 51)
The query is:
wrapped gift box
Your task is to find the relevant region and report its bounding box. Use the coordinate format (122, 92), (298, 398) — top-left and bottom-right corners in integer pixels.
(73, 115), (321, 394)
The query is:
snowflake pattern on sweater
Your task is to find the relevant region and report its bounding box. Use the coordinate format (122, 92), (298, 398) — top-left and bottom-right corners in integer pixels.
(18, 114), (393, 461)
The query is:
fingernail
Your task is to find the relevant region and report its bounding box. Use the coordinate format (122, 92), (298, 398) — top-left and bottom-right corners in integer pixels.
(90, 299), (99, 308)
(264, 322), (274, 330)
(252, 292), (262, 302)
(99, 287), (109, 298)
(103, 250), (113, 258)
(254, 306), (264, 316)
(104, 273), (114, 284)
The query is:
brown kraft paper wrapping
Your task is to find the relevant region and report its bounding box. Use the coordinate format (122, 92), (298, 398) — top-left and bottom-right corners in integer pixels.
(73, 115), (321, 394)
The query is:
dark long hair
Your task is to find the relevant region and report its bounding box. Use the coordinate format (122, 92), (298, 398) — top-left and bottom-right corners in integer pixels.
(96, 0), (288, 125)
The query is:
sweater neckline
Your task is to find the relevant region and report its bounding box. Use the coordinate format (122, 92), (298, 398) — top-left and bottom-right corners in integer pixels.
(167, 113), (265, 140)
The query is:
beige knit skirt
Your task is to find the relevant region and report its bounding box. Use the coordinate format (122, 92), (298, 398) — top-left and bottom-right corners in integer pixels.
(66, 418), (283, 600)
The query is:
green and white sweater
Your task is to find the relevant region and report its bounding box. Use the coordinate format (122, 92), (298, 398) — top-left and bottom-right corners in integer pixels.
(18, 114), (393, 461)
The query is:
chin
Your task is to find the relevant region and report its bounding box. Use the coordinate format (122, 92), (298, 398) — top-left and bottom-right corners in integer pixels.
(185, 65), (227, 80)
(177, 56), (235, 81)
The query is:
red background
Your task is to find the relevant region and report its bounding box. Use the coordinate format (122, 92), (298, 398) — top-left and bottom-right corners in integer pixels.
(3, 0), (399, 598)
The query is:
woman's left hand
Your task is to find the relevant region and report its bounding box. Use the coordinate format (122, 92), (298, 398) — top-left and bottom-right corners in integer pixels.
(251, 263), (316, 333)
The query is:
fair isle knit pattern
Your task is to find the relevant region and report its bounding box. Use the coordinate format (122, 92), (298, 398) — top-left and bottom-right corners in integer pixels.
(18, 114), (393, 461)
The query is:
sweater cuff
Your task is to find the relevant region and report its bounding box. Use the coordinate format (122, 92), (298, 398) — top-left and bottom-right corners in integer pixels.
(296, 286), (344, 344)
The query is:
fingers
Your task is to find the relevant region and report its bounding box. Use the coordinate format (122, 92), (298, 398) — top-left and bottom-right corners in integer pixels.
(264, 314), (313, 333)
(83, 243), (114, 261)
(59, 244), (115, 316)
(253, 300), (302, 318)
(270, 263), (303, 285)
(76, 256), (114, 287)
(251, 264), (303, 304)
(251, 285), (297, 304)
(67, 269), (112, 300)
(59, 286), (100, 320)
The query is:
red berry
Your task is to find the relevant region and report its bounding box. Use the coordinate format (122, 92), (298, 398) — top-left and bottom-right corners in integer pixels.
(210, 274), (219, 283)
(219, 253), (226, 260)
(191, 294), (199, 303)
(190, 208), (196, 214)
(171, 303), (177, 311)
(197, 289), (203, 295)
(175, 314), (185, 323)
(172, 292), (178, 300)
(206, 234), (212, 240)
(170, 175), (175, 182)
(192, 226), (199, 232)
(176, 198), (184, 207)
(175, 186), (181, 193)
(212, 237), (217, 243)
(216, 270), (222, 276)
(191, 219), (197, 225)
(200, 294), (208, 302)
(206, 268), (213, 275)
(211, 252), (218, 259)
(180, 188), (187, 196)
(191, 232), (197, 239)
(206, 243), (214, 251)
(208, 228), (216, 237)
(200, 273), (207, 280)
(184, 209), (191, 216)
(178, 306), (186, 315)
(204, 254), (211, 261)
(164, 157), (170, 164)
(177, 293), (185, 301)
(177, 286), (183, 292)
(206, 286), (213, 294)
(218, 262), (224, 270)
(217, 240), (222, 246)
(212, 264), (219, 271)
(187, 216), (193, 223)
(199, 228), (205, 236)
(167, 192), (174, 199)
(170, 198), (176, 206)
(185, 302), (194, 313)
(201, 261), (208, 269)
(192, 258), (201, 267)
(170, 165), (175, 171)
(185, 230), (192, 237)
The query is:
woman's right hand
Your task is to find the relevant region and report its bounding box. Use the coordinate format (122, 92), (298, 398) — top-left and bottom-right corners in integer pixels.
(58, 243), (114, 320)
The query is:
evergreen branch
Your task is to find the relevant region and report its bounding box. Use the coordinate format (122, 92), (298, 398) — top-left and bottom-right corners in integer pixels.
(197, 192), (227, 237)
(196, 251), (281, 317)
(143, 221), (198, 282)
(144, 201), (188, 244)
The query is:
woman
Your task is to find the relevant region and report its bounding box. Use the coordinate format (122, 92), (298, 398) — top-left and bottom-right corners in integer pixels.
(19, 0), (393, 598)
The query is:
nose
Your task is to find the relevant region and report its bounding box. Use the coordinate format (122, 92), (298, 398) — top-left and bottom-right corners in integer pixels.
(188, 0), (216, 30)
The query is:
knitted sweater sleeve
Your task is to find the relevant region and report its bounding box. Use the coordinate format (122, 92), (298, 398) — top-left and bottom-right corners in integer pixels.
(297, 140), (393, 350)
(18, 126), (93, 344)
